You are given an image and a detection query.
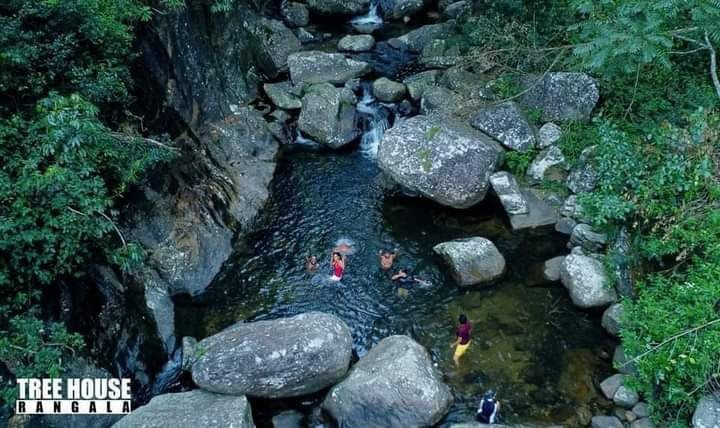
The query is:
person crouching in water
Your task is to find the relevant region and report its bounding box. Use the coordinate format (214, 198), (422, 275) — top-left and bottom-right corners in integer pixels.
(476, 389), (500, 424)
(330, 252), (345, 281)
(450, 313), (471, 366)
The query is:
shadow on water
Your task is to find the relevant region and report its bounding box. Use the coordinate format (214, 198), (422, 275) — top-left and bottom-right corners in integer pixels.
(174, 149), (615, 426)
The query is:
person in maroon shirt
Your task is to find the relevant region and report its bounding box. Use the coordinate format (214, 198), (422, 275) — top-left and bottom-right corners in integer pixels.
(450, 314), (472, 366)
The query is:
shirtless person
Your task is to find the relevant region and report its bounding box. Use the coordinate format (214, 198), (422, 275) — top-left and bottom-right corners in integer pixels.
(379, 249), (397, 270)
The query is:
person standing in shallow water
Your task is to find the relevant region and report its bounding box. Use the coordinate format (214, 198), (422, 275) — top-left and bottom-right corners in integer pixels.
(330, 252), (345, 281)
(305, 255), (319, 272)
(450, 314), (472, 366)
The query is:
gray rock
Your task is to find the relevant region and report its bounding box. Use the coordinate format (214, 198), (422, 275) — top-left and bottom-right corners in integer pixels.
(404, 70), (441, 101)
(192, 312), (353, 398)
(252, 19), (301, 78)
(372, 77), (407, 102)
(141, 270), (175, 352)
(508, 189), (558, 230)
(181, 336), (198, 371)
(570, 223), (608, 252)
(527, 146), (565, 182)
(490, 172), (529, 215)
(519, 72), (600, 122)
(288, 51), (370, 85)
(388, 21), (456, 52)
(305, 0), (371, 15)
(298, 83), (357, 148)
(420, 86), (462, 116)
(543, 256), (565, 282)
(323, 335), (453, 428)
(538, 122), (562, 148)
(113, 390), (254, 428)
(613, 345), (638, 375)
(377, 115), (503, 208)
(294, 27), (316, 44)
(601, 303), (624, 337)
(611, 227), (635, 298)
(600, 374), (626, 400)
(433, 237), (506, 285)
(385, 0), (426, 19)
(570, 246), (586, 256)
(440, 66), (494, 98)
(631, 419), (655, 428)
(264, 81), (302, 110)
(419, 39), (461, 69)
(693, 395), (720, 428)
(632, 402), (650, 419)
(272, 410), (303, 428)
(471, 101), (537, 152)
(338, 34), (375, 52)
(567, 146), (598, 194)
(560, 254), (617, 308)
(281, 2), (309, 27)
(614, 384), (640, 408)
(591, 416), (624, 428)
(443, 1), (471, 19)
(555, 217), (577, 235)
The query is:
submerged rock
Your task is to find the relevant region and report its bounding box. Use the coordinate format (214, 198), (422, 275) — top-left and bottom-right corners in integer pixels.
(693, 395), (720, 428)
(433, 237), (506, 285)
(372, 77), (407, 102)
(377, 115), (503, 208)
(298, 83), (357, 148)
(338, 34), (375, 52)
(271, 410), (304, 428)
(471, 101), (537, 152)
(490, 171), (529, 215)
(323, 335), (452, 428)
(288, 51), (370, 85)
(519, 72), (600, 122)
(305, 0), (371, 15)
(191, 312), (352, 398)
(560, 254), (617, 308)
(113, 390), (254, 428)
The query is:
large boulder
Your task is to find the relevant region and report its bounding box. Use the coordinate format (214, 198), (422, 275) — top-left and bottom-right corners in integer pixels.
(433, 237), (506, 285)
(113, 390), (254, 428)
(323, 335), (452, 428)
(560, 254), (617, 308)
(519, 72), (600, 122)
(288, 51), (370, 85)
(384, 0), (426, 20)
(404, 70), (441, 101)
(372, 77), (407, 102)
(490, 171), (529, 215)
(377, 115), (502, 208)
(693, 395), (720, 428)
(191, 312), (353, 398)
(305, 0), (371, 15)
(338, 34), (375, 52)
(420, 86), (463, 116)
(543, 256), (565, 282)
(471, 101), (537, 152)
(388, 21), (456, 52)
(298, 83), (357, 148)
(251, 18), (301, 78)
(281, 2), (309, 27)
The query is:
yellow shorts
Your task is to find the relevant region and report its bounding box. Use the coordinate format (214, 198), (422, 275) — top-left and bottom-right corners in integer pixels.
(454, 341), (470, 359)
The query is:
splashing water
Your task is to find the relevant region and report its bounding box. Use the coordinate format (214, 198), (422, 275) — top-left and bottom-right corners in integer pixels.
(357, 85), (391, 159)
(350, 0), (383, 34)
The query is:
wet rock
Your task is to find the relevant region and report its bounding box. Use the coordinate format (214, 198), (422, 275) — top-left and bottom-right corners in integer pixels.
(560, 254), (617, 308)
(384, 0), (426, 19)
(433, 237), (506, 285)
(570, 223), (608, 252)
(555, 217), (577, 235)
(192, 312), (352, 398)
(591, 416), (623, 428)
(377, 115), (502, 208)
(538, 122), (562, 148)
(404, 70), (441, 100)
(338, 34), (375, 52)
(600, 374), (626, 399)
(281, 2), (309, 27)
(443, 1), (471, 19)
(388, 21), (456, 52)
(252, 18), (301, 78)
(567, 146), (598, 194)
(693, 395), (720, 428)
(601, 303), (624, 337)
(305, 0), (371, 15)
(632, 402), (650, 419)
(527, 146), (565, 182)
(372, 77), (407, 102)
(519, 72), (600, 122)
(614, 384), (640, 408)
(490, 171), (529, 215)
(181, 336), (198, 371)
(288, 51), (370, 85)
(113, 390), (254, 428)
(471, 101), (537, 152)
(543, 256), (565, 282)
(508, 189), (558, 230)
(272, 410), (303, 428)
(264, 81), (302, 110)
(420, 86), (462, 116)
(298, 83), (357, 148)
(631, 418), (655, 428)
(323, 335), (453, 428)
(613, 345), (638, 375)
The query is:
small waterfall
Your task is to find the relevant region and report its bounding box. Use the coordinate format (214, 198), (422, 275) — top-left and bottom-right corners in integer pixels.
(149, 348), (182, 396)
(350, 0), (383, 34)
(356, 85), (391, 159)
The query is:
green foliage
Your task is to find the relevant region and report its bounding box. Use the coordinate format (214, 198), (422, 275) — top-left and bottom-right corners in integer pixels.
(556, 120), (600, 166)
(425, 126), (441, 141)
(504, 148), (538, 176)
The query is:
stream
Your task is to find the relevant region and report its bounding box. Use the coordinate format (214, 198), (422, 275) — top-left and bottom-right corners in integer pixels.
(172, 7), (615, 427)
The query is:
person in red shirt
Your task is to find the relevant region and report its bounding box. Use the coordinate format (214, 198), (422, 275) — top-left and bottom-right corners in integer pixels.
(330, 252), (345, 281)
(450, 314), (472, 366)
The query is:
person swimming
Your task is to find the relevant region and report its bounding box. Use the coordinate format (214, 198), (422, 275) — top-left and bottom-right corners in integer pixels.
(306, 255), (319, 272)
(391, 267), (431, 287)
(379, 248), (397, 270)
(330, 251), (345, 281)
